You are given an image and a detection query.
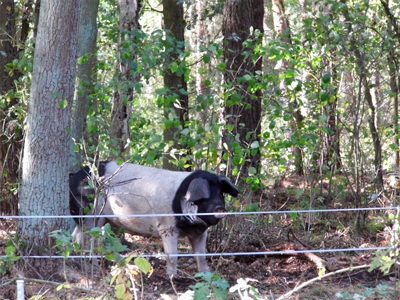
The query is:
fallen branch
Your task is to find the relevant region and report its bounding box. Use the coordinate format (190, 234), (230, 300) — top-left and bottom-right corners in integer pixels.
(9, 277), (106, 295)
(270, 242), (330, 272)
(276, 264), (370, 300)
(0, 279), (15, 287)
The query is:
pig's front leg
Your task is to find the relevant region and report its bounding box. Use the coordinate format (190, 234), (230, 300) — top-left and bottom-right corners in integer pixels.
(160, 229), (180, 276)
(189, 230), (210, 273)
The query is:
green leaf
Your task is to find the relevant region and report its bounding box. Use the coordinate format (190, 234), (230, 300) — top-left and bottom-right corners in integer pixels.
(56, 284), (71, 291)
(134, 257), (152, 274)
(192, 284), (209, 300)
(321, 126), (334, 135)
(269, 120), (276, 129)
(285, 69), (295, 78)
(250, 141), (259, 149)
(320, 92), (330, 104)
(212, 278), (229, 300)
(170, 62), (179, 73)
(248, 167), (257, 176)
(245, 203), (259, 212)
(321, 73), (331, 84)
(195, 272), (214, 283)
(114, 284), (126, 299)
(58, 100), (68, 109)
(77, 55), (88, 65)
(203, 54), (210, 63)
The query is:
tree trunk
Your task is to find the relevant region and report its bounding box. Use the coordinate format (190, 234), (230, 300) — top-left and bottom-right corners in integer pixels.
(20, 0), (35, 44)
(341, 0), (383, 193)
(193, 0), (208, 128)
(18, 0), (80, 271)
(162, 0), (189, 170)
(272, 0), (304, 175)
(388, 54), (400, 167)
(222, 0), (264, 183)
(381, 0), (400, 167)
(109, 0), (141, 159)
(322, 58), (342, 172)
(0, 0), (17, 94)
(363, 77), (384, 191)
(0, 0), (20, 215)
(69, 0), (99, 173)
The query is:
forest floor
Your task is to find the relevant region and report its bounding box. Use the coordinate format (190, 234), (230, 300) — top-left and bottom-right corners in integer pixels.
(1, 175), (399, 299)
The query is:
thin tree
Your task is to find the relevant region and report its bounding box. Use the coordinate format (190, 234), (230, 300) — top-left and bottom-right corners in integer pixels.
(381, 0), (400, 168)
(69, 0), (100, 173)
(222, 0), (264, 183)
(162, 0), (189, 170)
(18, 0), (80, 273)
(272, 0), (304, 175)
(109, 0), (141, 159)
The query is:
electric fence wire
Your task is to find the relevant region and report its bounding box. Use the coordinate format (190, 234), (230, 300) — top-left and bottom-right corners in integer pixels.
(1, 206), (398, 259)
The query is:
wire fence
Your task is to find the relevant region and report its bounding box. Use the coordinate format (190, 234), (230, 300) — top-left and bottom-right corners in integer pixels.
(1, 205), (398, 260)
(1, 206), (399, 219)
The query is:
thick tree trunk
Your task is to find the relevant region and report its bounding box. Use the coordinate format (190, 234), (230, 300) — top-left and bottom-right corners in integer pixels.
(162, 0), (189, 170)
(69, 0), (99, 172)
(222, 0), (264, 182)
(18, 0), (80, 262)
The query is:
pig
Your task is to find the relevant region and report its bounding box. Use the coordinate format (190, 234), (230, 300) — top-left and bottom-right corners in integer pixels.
(69, 161), (239, 276)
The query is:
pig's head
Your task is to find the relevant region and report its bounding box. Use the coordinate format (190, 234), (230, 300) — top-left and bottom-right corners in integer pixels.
(173, 170), (239, 232)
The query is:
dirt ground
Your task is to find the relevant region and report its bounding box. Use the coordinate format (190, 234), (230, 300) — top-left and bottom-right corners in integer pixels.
(1, 176), (399, 299)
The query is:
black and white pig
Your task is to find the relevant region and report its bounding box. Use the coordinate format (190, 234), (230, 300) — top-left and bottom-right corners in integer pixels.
(69, 161), (239, 276)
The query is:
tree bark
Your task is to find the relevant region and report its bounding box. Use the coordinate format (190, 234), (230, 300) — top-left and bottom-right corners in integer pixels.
(109, 0), (141, 159)
(363, 77), (384, 191)
(322, 58), (342, 172)
(222, 0), (264, 182)
(272, 0), (304, 175)
(381, 0), (400, 167)
(69, 0), (99, 173)
(18, 0), (80, 263)
(0, 0), (17, 94)
(162, 0), (189, 170)
(0, 0), (21, 215)
(20, 0), (35, 44)
(341, 0), (383, 193)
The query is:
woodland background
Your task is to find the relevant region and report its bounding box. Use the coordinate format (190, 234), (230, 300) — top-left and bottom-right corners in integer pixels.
(0, 0), (400, 299)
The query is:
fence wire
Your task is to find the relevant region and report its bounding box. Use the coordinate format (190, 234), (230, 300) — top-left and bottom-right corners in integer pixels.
(0, 246), (393, 260)
(1, 206), (399, 220)
(1, 206), (398, 259)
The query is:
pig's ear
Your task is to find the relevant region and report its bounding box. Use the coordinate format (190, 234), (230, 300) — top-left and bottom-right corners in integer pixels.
(219, 177), (239, 197)
(184, 178), (210, 202)
(181, 178), (210, 224)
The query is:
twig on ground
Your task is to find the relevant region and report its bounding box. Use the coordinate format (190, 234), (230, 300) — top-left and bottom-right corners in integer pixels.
(169, 274), (179, 296)
(276, 264), (370, 300)
(271, 242), (330, 272)
(14, 277), (106, 295)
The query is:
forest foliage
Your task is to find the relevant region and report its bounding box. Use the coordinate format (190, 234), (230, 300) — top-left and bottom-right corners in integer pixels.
(0, 0), (400, 230)
(1, 0), (400, 298)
